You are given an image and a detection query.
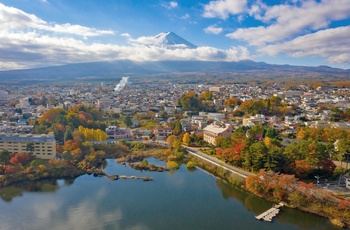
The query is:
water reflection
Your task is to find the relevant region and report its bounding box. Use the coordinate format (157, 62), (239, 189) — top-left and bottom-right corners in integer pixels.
(215, 179), (336, 230)
(0, 159), (339, 230)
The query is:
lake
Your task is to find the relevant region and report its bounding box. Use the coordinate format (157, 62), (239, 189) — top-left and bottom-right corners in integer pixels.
(0, 158), (337, 230)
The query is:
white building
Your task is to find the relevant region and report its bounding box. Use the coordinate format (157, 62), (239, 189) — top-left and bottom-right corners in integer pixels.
(203, 124), (232, 146)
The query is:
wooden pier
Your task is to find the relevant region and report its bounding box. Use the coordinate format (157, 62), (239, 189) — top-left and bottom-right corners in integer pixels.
(255, 203), (283, 222)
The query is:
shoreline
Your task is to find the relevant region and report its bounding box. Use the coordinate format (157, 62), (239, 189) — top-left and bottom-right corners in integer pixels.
(0, 143), (349, 228)
(188, 153), (349, 229)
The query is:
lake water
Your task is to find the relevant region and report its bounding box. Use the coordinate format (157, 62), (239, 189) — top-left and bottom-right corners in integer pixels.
(0, 159), (337, 230)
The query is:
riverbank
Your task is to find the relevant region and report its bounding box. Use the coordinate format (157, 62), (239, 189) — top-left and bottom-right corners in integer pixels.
(188, 153), (350, 228)
(1, 142), (349, 228)
(0, 142), (170, 188)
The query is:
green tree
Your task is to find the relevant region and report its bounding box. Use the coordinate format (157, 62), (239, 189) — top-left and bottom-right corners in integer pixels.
(172, 120), (182, 135)
(124, 116), (132, 127)
(249, 142), (268, 172)
(179, 91), (202, 111)
(26, 142), (35, 154)
(265, 127), (278, 138)
(64, 127), (74, 143)
(0, 149), (10, 164)
(266, 99), (271, 111)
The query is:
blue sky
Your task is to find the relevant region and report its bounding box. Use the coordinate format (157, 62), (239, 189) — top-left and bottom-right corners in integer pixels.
(0, 0), (349, 70)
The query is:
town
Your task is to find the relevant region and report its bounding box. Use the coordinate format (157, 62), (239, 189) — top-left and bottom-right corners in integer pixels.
(1, 77), (350, 227)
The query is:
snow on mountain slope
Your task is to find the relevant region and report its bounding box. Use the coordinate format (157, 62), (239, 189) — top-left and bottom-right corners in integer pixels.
(152, 32), (197, 49)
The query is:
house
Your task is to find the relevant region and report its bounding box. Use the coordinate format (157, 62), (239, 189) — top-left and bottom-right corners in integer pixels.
(105, 126), (131, 140)
(203, 123), (232, 146)
(345, 175), (350, 190)
(154, 127), (172, 140)
(243, 114), (266, 126)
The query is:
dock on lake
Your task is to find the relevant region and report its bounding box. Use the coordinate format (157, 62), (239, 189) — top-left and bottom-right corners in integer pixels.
(255, 203), (283, 222)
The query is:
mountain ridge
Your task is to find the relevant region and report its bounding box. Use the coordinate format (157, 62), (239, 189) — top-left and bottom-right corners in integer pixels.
(0, 60), (349, 82)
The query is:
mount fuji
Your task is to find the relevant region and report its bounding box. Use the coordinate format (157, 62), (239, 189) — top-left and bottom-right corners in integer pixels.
(150, 32), (197, 49)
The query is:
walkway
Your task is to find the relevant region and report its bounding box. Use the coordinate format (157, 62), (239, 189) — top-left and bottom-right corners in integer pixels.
(255, 203), (283, 222)
(183, 146), (255, 179)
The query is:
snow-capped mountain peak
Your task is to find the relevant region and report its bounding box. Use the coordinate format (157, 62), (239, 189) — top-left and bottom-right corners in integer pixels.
(152, 32), (197, 49)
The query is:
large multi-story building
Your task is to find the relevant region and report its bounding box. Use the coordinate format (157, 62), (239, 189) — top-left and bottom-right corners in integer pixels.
(0, 133), (56, 160)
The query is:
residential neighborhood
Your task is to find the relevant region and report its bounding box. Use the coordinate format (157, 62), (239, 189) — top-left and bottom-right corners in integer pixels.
(1, 80), (349, 143)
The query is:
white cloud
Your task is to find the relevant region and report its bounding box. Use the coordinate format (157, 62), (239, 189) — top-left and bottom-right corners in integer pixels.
(121, 33), (131, 38)
(0, 3), (114, 37)
(162, 1), (178, 9)
(227, 0), (350, 46)
(203, 25), (223, 35)
(0, 30), (252, 70)
(203, 0), (248, 19)
(181, 13), (190, 19)
(259, 26), (350, 64)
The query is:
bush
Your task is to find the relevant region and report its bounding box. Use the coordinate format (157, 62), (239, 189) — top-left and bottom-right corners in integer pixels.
(186, 161), (196, 169)
(166, 161), (180, 169)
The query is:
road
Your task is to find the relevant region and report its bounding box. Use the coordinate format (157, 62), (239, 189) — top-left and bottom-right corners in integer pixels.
(126, 139), (255, 179)
(183, 146), (255, 179)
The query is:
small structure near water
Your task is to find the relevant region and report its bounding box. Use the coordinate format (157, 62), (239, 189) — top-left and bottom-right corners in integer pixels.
(255, 203), (283, 222)
(109, 174), (153, 182)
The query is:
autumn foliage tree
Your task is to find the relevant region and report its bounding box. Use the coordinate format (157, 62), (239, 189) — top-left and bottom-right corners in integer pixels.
(77, 126), (107, 142)
(9, 153), (31, 166)
(182, 133), (191, 145)
(224, 97), (241, 108)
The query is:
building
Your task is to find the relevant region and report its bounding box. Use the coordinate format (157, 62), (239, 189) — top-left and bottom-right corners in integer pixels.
(207, 113), (225, 121)
(209, 87), (224, 94)
(243, 114), (266, 126)
(0, 133), (56, 160)
(105, 126), (131, 140)
(154, 127), (172, 140)
(203, 123), (232, 146)
(345, 175), (350, 190)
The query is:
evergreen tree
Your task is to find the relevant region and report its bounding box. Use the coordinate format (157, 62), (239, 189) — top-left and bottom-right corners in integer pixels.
(64, 127), (74, 143)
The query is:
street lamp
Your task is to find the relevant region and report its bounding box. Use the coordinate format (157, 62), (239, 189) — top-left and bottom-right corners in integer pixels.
(315, 175), (320, 186)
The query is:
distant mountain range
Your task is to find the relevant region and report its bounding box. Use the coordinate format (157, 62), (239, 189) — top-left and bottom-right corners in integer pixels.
(0, 60), (349, 83)
(0, 32), (349, 83)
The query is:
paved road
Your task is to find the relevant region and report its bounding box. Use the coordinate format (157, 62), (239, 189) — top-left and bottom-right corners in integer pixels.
(131, 139), (255, 179)
(184, 146), (255, 179)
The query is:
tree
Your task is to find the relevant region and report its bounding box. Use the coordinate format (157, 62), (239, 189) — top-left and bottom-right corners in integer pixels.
(179, 91), (202, 111)
(9, 153), (31, 166)
(124, 116), (132, 127)
(266, 99), (271, 111)
(172, 120), (182, 135)
(270, 96), (282, 107)
(182, 133), (191, 145)
(294, 160), (313, 179)
(201, 91), (212, 100)
(26, 142), (35, 154)
(224, 97), (241, 108)
(265, 127), (278, 138)
(249, 142), (268, 172)
(0, 149), (10, 164)
(64, 127), (74, 143)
